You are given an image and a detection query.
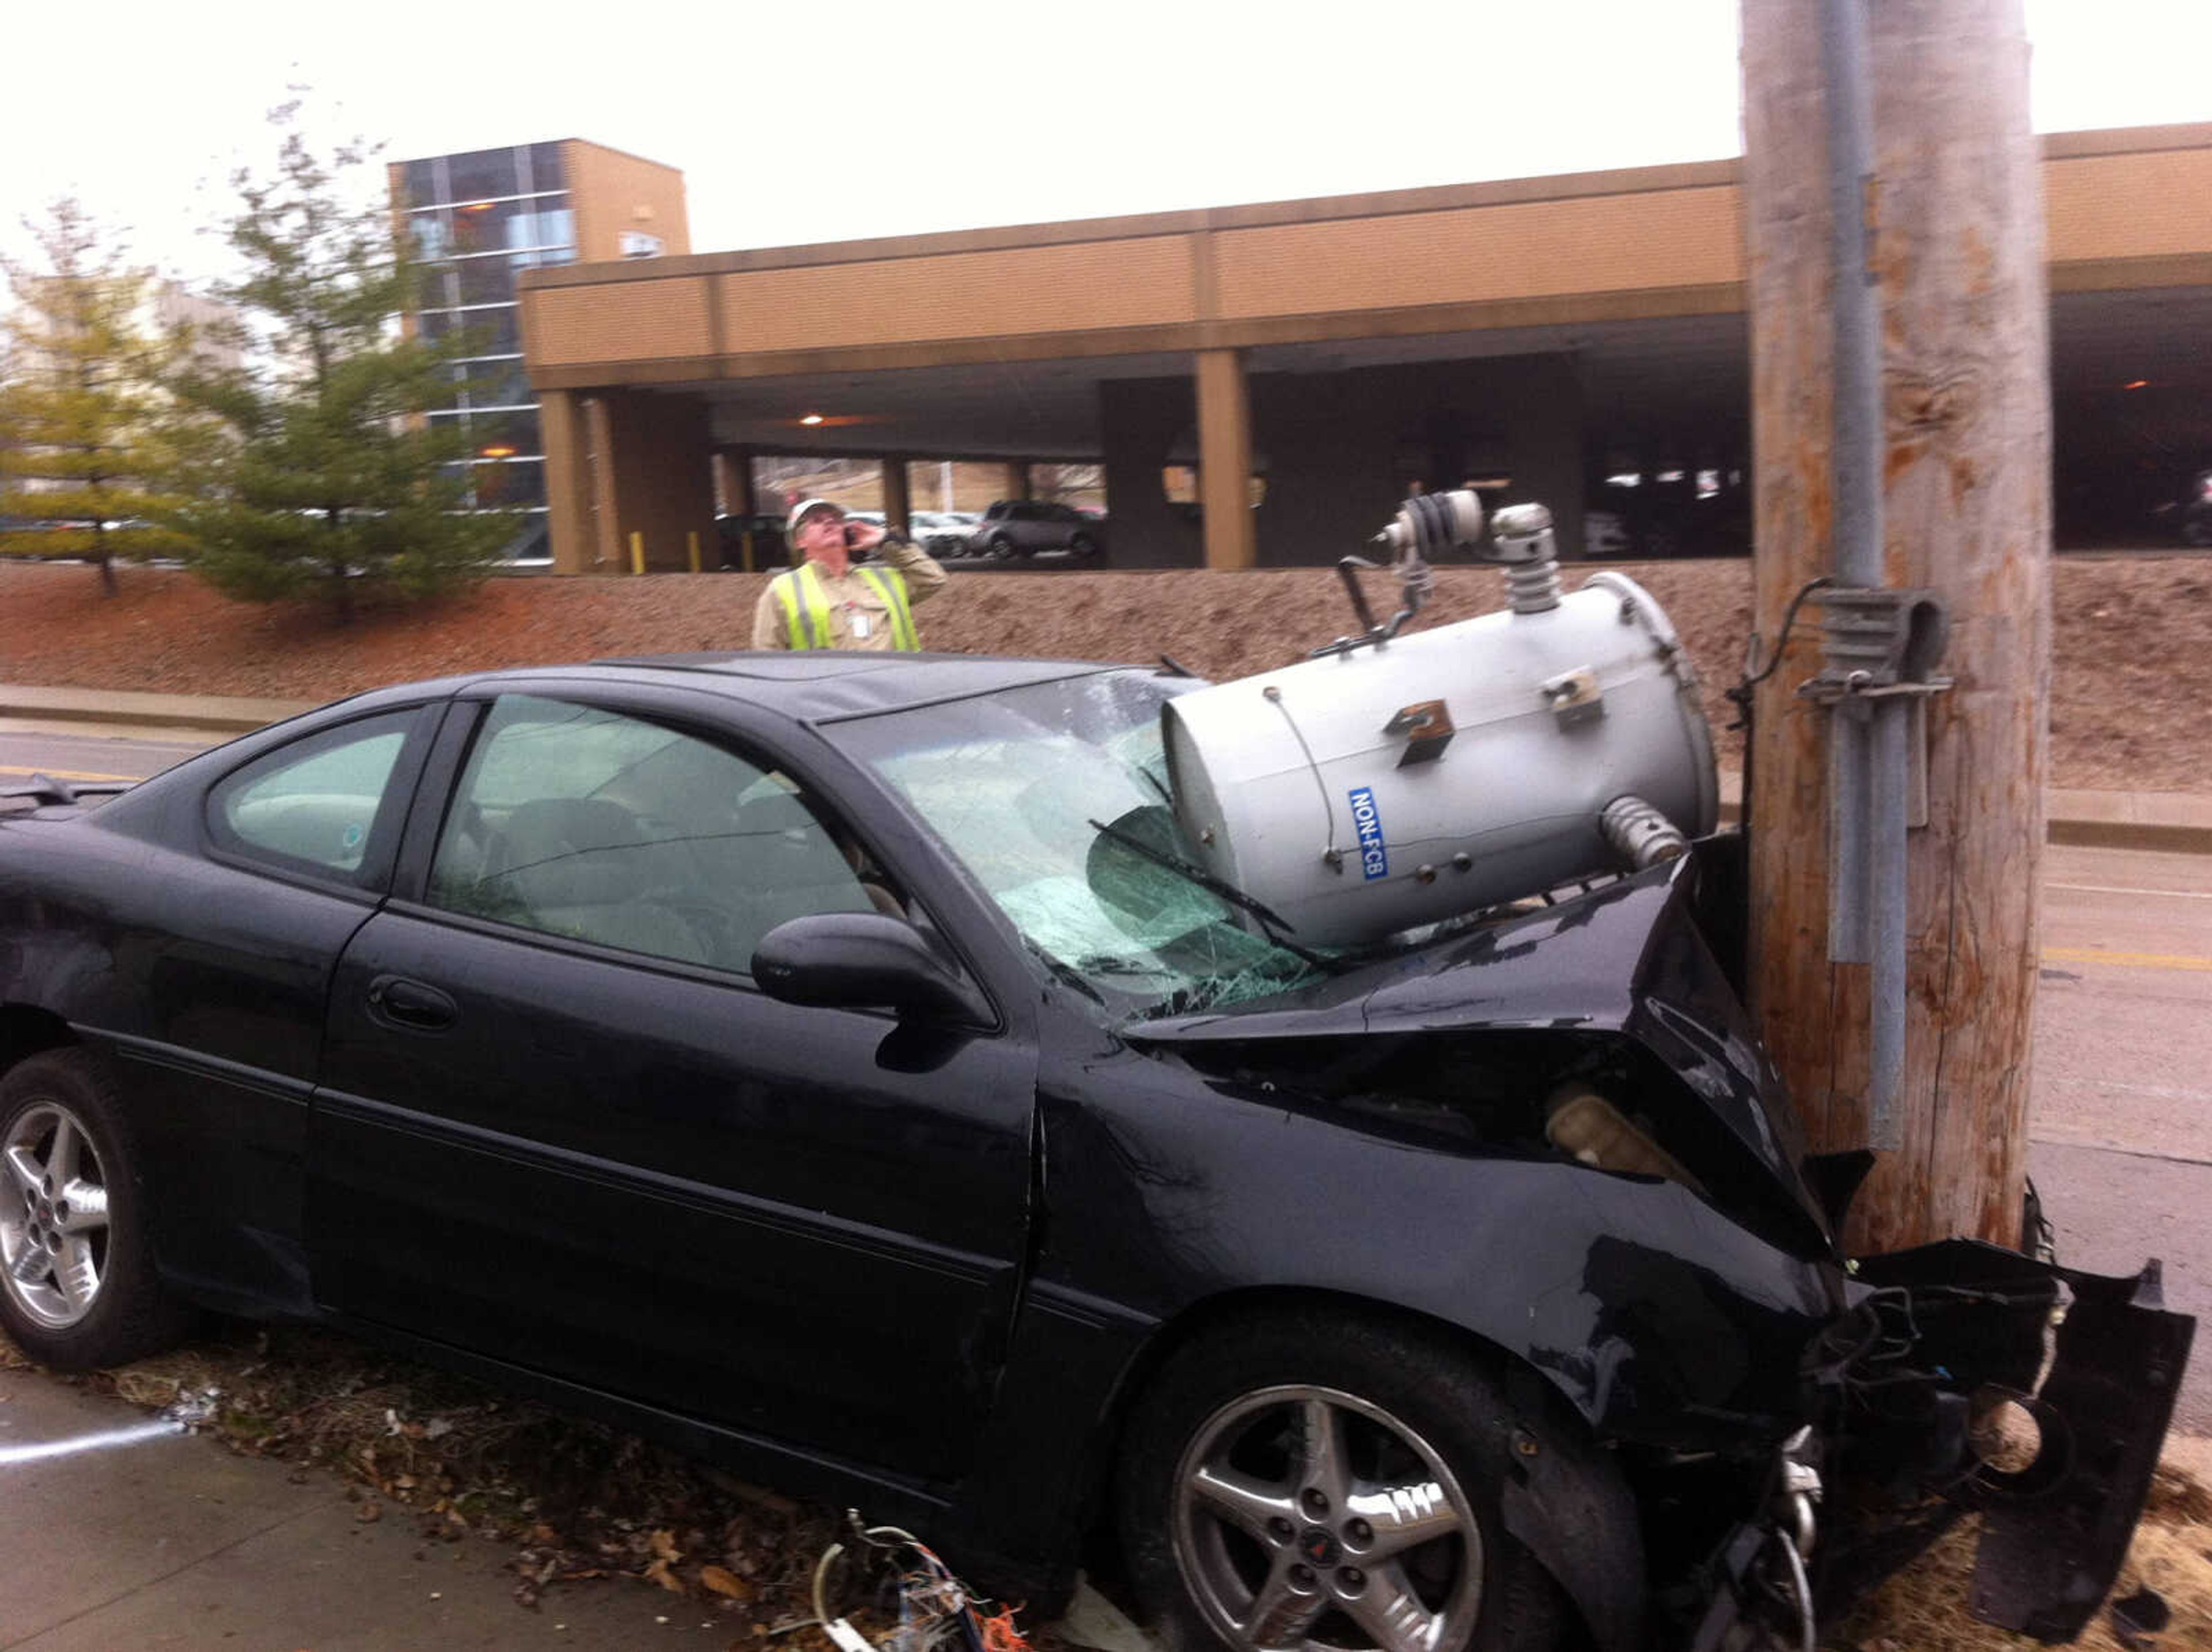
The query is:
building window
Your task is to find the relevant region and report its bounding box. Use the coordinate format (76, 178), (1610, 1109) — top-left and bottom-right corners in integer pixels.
(526, 143), (566, 195)
(446, 146), (522, 203)
(399, 142), (582, 564)
(471, 459), (546, 509)
(400, 158), (441, 211)
(447, 195), (572, 257)
(420, 306), (521, 357)
(459, 359), (531, 408)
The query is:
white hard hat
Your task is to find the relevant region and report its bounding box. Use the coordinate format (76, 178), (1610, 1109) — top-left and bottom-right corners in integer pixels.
(786, 498), (846, 537)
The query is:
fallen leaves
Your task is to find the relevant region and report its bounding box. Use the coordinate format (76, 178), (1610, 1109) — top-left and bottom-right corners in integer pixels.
(702, 1565), (756, 1602)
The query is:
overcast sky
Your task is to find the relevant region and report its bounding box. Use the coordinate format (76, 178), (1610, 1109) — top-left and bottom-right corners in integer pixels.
(3, 0), (2209, 283)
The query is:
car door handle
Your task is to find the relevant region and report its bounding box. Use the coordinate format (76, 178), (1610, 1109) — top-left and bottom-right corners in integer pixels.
(367, 975), (459, 1032)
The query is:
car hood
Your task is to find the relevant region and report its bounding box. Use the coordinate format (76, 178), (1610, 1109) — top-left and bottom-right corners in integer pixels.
(1126, 853), (1829, 1246)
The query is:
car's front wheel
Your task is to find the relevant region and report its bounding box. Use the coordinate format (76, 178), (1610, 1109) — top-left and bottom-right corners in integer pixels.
(987, 535), (1019, 561)
(1068, 533), (1100, 560)
(0, 1049), (191, 1369)
(1119, 1312), (1563, 1652)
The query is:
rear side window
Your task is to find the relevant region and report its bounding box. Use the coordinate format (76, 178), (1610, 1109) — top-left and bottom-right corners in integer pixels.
(206, 710), (426, 886)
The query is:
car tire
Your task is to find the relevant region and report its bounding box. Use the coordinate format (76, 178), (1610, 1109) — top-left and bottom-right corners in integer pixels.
(988, 535), (1018, 562)
(1117, 1310), (1563, 1652)
(1069, 533), (1099, 560)
(2184, 513), (2212, 548)
(0, 1049), (192, 1370)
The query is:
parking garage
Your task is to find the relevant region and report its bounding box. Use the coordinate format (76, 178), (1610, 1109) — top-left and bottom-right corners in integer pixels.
(515, 123), (2212, 574)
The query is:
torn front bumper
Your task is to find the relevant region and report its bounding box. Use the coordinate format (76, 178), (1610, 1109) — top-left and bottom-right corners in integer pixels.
(1691, 1238), (2194, 1650)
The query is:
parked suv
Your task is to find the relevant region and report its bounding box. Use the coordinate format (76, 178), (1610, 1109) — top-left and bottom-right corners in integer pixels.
(967, 500), (1104, 560)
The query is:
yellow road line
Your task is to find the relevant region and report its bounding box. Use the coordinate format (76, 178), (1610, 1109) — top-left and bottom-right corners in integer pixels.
(2043, 945), (2212, 974)
(0, 764), (141, 784)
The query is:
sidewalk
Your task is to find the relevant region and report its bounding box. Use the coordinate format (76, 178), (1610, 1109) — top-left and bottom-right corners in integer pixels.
(0, 1366), (1153, 1652)
(0, 1370), (719, 1649)
(8, 682), (2210, 855)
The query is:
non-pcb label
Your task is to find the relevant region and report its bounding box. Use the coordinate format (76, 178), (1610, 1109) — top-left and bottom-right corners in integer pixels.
(1348, 786), (1389, 880)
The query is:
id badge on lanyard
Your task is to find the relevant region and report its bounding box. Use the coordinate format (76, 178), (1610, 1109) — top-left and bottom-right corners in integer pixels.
(848, 609), (872, 640)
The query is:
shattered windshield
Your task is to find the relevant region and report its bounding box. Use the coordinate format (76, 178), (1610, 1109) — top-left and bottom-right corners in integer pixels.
(827, 670), (1328, 1018)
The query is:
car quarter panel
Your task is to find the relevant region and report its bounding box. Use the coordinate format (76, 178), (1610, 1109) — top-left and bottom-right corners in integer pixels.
(0, 803), (388, 1314)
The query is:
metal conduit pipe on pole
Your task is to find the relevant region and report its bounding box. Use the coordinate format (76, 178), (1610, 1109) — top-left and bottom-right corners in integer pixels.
(1819, 0), (1908, 1150)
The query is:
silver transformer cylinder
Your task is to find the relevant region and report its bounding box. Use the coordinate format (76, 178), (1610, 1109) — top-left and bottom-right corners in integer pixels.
(1164, 572), (1718, 948)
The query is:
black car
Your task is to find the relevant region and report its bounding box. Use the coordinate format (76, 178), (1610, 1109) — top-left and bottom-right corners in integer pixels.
(714, 512), (790, 570)
(0, 653), (2187, 1652)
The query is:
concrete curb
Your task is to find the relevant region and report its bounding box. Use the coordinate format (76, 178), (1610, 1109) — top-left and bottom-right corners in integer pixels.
(10, 687), (2210, 855)
(0, 684), (319, 737)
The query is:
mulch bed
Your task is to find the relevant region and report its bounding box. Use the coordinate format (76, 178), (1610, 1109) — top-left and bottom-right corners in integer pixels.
(6, 554), (2211, 793)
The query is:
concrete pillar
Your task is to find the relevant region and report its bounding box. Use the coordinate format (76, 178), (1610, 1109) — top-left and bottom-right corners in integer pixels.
(589, 389), (717, 574)
(1002, 461), (1031, 502)
(1100, 377), (1204, 569)
(1501, 355), (1585, 560)
(714, 447), (757, 517)
(1196, 348), (1256, 571)
(582, 395), (622, 572)
(540, 389), (597, 575)
(882, 457), (911, 534)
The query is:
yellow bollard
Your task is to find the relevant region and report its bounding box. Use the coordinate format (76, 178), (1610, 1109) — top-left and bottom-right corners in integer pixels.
(628, 531), (645, 576)
(687, 531), (701, 575)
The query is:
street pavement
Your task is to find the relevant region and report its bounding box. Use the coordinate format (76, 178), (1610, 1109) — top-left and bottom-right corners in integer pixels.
(2, 721), (2210, 1645)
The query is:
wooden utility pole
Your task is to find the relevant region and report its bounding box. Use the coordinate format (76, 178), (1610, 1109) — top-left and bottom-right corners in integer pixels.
(1741, 0), (2052, 1253)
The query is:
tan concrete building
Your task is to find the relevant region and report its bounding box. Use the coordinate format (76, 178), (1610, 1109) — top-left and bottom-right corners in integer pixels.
(517, 124), (2212, 574)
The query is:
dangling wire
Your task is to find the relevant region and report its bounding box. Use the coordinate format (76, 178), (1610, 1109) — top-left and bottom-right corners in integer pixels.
(1725, 574), (1834, 841)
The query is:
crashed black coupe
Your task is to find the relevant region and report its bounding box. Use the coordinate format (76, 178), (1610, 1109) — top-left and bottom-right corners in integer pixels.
(0, 652), (2190, 1652)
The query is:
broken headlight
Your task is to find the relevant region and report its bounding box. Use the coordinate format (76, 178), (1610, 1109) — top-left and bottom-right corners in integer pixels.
(1545, 1085), (1708, 1198)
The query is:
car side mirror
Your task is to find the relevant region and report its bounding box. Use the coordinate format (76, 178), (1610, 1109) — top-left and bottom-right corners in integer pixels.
(752, 912), (991, 1025)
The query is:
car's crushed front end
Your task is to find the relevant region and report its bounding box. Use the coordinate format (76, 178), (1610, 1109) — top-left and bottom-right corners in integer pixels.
(1571, 842), (2194, 1650)
(1123, 842), (2191, 1650)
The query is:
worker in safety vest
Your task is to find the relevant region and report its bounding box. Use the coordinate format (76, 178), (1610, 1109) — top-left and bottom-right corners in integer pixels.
(751, 498), (949, 652)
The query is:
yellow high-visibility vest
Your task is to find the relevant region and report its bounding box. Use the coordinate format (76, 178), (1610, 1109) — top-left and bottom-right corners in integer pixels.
(770, 562), (918, 651)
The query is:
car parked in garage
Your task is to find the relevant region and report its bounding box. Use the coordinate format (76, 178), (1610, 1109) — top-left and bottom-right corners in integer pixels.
(967, 500), (1104, 560)
(0, 651), (2185, 1652)
(714, 513), (789, 569)
(910, 510), (979, 558)
(2150, 467), (2212, 547)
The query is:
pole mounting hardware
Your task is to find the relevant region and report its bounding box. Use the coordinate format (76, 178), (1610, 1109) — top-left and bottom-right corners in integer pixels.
(1797, 586), (1955, 707)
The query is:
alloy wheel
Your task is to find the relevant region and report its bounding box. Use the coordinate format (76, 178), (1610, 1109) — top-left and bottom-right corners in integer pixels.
(1, 1100), (111, 1330)
(1171, 1384), (1484, 1652)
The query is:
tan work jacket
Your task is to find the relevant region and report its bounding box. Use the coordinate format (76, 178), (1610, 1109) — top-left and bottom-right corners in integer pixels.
(750, 537), (950, 652)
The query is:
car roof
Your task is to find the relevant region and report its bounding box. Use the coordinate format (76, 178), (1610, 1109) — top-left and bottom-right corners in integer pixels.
(406, 651), (1141, 726)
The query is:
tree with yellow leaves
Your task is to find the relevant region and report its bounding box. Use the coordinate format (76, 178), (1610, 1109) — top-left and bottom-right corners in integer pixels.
(0, 199), (190, 595)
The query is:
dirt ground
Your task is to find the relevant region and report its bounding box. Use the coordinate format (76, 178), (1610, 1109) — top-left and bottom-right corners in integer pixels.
(4, 554), (2209, 794)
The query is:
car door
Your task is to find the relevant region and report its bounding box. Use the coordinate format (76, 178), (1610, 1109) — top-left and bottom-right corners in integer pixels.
(306, 688), (1037, 1480)
(96, 703), (441, 1315)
